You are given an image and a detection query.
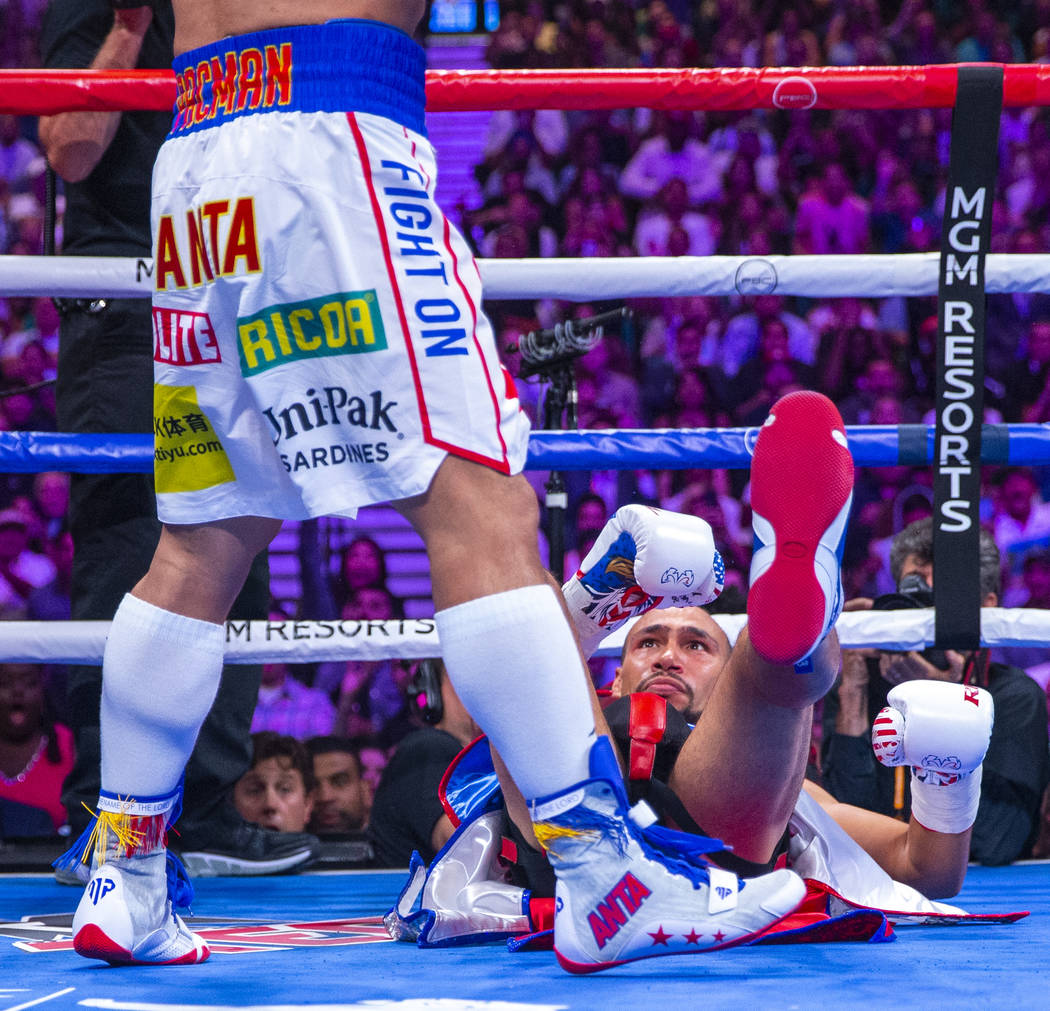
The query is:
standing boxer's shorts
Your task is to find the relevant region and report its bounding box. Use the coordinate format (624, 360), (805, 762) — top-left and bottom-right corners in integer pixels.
(151, 20), (530, 523)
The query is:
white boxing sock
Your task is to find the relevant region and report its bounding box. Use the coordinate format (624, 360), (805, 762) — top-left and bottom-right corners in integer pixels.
(99, 594), (224, 799)
(435, 583), (594, 800)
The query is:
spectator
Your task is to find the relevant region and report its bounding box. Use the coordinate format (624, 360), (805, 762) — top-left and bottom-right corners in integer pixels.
(562, 491), (609, 582)
(814, 317), (901, 407)
(871, 176), (938, 255)
(556, 120), (625, 199)
(1004, 316), (1050, 422)
(718, 191), (791, 256)
(618, 110), (723, 207)
(233, 732), (316, 834)
(985, 232), (1050, 386)
(823, 518), (1050, 865)
(369, 659), (479, 867)
(333, 648), (415, 747)
(333, 535), (389, 608)
(477, 127), (558, 208)
(837, 358), (915, 426)
(482, 109), (567, 169)
(353, 736), (390, 797)
(728, 316), (819, 425)
(954, 8), (1024, 64)
(1007, 547), (1050, 609)
(989, 467), (1050, 560)
(0, 662), (73, 834)
(251, 662), (336, 741)
(0, 508), (55, 620)
(0, 115), (43, 194)
(887, 2), (952, 64)
(558, 195), (631, 258)
(997, 548), (1050, 674)
(793, 162), (870, 255)
(662, 471), (750, 576)
(720, 294), (816, 379)
(575, 334), (641, 428)
(26, 470), (69, 548)
(27, 529), (73, 623)
(481, 189), (558, 259)
(305, 735), (371, 835)
(708, 118), (779, 197)
(632, 176), (718, 257)
(0, 382), (55, 433)
(343, 584), (404, 622)
(762, 7), (821, 66)
(7, 191), (44, 252)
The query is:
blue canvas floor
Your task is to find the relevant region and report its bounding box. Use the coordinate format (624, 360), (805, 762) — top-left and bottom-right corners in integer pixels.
(1, 863), (1047, 1011)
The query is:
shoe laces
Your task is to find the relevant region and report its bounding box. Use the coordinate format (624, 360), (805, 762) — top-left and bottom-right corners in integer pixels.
(541, 777), (729, 892)
(634, 822), (727, 891)
(166, 851), (195, 910)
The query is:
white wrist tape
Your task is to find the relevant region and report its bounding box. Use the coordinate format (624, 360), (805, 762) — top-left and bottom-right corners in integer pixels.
(909, 763), (982, 835)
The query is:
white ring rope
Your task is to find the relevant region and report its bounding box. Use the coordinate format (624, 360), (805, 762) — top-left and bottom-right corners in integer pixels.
(7, 253), (1050, 300)
(3, 609), (1048, 664)
(7, 250), (1050, 664)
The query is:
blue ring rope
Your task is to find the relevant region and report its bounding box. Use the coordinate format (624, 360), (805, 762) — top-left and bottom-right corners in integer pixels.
(1, 423), (1047, 473)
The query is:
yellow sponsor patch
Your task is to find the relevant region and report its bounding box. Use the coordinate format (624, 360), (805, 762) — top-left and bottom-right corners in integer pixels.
(153, 384), (235, 493)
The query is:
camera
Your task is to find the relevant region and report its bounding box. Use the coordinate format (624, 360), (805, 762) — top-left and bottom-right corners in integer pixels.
(870, 573), (951, 670)
(896, 571), (934, 606)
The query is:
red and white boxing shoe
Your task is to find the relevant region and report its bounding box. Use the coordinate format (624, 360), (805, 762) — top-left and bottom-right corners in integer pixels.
(747, 391), (854, 667)
(533, 737), (805, 973)
(70, 796), (210, 966)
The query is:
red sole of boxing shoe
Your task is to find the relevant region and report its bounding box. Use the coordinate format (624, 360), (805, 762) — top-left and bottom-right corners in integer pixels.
(74, 923), (210, 966)
(747, 391), (853, 666)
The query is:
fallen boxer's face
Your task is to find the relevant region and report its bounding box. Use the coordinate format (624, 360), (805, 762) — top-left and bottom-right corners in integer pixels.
(613, 607), (730, 722)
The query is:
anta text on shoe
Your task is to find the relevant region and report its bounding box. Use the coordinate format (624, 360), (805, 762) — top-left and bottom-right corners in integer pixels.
(588, 872), (652, 949)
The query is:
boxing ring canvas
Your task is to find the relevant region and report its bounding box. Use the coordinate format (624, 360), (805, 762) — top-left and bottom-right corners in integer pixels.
(0, 864), (1046, 1010)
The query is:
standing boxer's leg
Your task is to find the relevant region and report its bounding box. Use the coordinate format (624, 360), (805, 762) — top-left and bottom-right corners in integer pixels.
(401, 458), (805, 973)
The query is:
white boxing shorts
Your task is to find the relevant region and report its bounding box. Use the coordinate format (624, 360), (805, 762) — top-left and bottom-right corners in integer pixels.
(151, 20), (530, 523)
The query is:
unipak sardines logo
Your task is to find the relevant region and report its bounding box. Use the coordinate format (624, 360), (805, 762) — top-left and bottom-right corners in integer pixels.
(237, 289), (387, 377)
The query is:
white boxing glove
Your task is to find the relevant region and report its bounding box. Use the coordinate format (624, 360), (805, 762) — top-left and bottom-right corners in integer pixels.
(871, 679), (994, 834)
(561, 504), (725, 657)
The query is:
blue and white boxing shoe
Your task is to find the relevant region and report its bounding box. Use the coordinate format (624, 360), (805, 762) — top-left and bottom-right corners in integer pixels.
(532, 737), (805, 973)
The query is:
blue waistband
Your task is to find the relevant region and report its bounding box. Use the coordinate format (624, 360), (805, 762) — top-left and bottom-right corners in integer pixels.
(170, 20), (426, 137)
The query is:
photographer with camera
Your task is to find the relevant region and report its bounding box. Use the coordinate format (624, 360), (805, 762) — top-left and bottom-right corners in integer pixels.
(822, 518), (1050, 865)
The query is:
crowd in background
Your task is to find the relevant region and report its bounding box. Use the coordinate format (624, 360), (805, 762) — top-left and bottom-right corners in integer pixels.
(1, 0), (1050, 858)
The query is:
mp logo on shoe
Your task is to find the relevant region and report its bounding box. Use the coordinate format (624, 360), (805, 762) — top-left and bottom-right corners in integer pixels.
(587, 872), (652, 950)
(87, 878), (116, 906)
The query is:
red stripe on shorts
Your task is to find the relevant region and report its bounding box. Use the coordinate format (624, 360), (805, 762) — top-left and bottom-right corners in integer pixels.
(439, 213), (511, 468)
(349, 113), (511, 473)
(347, 112), (432, 442)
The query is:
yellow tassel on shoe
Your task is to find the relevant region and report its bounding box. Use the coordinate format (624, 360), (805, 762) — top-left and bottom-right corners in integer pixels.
(70, 799), (166, 868)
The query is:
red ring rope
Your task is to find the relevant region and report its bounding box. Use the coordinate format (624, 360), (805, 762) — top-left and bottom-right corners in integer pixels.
(2, 64), (1050, 116)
